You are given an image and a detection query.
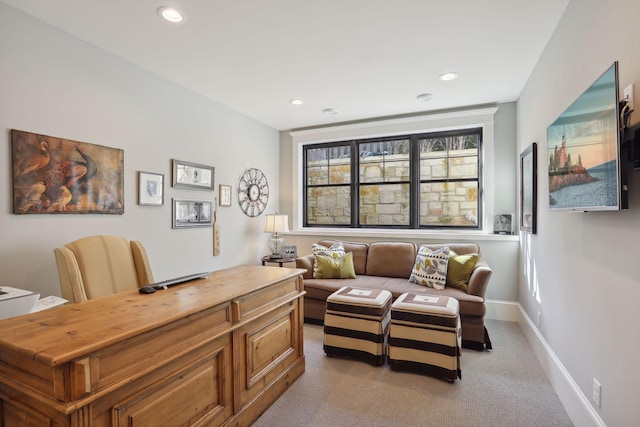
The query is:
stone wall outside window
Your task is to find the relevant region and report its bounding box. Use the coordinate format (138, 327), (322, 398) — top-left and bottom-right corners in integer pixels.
(307, 150), (478, 226)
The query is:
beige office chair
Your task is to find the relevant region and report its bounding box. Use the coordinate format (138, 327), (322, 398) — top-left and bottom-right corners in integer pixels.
(54, 235), (155, 303)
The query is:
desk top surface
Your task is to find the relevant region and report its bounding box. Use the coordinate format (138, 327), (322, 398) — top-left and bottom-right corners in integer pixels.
(0, 265), (304, 366)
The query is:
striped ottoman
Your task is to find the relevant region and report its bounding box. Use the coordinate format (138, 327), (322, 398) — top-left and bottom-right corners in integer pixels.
(388, 293), (462, 382)
(323, 286), (392, 366)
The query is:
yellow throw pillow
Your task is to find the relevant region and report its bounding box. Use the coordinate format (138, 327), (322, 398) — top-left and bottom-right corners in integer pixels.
(315, 252), (356, 279)
(446, 250), (479, 292)
(312, 242), (345, 278)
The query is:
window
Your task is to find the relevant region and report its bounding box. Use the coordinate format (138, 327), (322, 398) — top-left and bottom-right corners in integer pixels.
(418, 131), (480, 227)
(303, 128), (482, 229)
(291, 107), (498, 233)
(305, 143), (352, 225)
(358, 138), (411, 226)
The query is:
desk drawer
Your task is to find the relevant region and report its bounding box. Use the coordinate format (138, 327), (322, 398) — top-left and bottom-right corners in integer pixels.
(233, 276), (300, 322)
(85, 302), (231, 398)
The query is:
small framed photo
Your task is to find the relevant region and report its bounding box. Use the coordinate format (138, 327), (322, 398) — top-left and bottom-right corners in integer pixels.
(172, 199), (214, 228)
(172, 159), (215, 190)
(219, 184), (232, 206)
(138, 171), (164, 206)
(493, 214), (513, 235)
(282, 245), (298, 258)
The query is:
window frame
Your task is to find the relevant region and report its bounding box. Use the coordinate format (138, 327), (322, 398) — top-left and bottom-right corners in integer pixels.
(290, 107), (498, 234)
(302, 140), (356, 228)
(302, 128), (482, 230)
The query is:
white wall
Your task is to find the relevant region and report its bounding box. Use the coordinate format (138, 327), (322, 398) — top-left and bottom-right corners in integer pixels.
(0, 3), (279, 298)
(517, 0), (640, 425)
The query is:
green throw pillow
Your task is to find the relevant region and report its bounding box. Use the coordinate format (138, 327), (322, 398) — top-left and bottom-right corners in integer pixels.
(312, 242), (345, 278)
(315, 252), (356, 279)
(446, 250), (479, 292)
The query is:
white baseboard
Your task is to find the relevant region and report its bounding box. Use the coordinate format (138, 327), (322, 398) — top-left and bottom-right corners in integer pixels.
(486, 300), (605, 427)
(485, 299), (520, 321)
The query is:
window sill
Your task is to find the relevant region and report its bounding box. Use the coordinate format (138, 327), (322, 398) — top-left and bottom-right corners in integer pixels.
(286, 228), (520, 242)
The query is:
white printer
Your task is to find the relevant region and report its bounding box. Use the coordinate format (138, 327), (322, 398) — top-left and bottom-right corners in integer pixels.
(0, 286), (40, 320)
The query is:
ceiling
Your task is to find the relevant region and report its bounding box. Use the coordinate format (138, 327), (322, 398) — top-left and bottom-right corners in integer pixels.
(2, 0), (569, 131)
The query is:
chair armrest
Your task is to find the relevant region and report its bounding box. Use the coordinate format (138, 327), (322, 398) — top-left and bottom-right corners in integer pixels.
(466, 257), (492, 299)
(295, 254), (314, 279)
(131, 240), (155, 286)
(54, 247), (87, 303)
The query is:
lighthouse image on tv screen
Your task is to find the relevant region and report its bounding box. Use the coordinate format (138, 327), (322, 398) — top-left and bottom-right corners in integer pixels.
(547, 62), (623, 212)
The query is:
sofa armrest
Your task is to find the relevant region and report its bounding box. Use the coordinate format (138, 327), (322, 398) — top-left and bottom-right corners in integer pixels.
(466, 258), (492, 299)
(295, 254), (314, 279)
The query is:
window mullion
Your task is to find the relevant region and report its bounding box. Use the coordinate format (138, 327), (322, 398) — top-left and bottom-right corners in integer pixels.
(410, 135), (420, 228)
(351, 140), (358, 227)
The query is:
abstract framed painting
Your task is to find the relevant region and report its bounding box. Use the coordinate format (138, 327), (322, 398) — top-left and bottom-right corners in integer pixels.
(11, 129), (124, 214)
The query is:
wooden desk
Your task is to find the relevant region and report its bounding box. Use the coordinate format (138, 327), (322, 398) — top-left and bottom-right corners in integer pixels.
(0, 265), (306, 427)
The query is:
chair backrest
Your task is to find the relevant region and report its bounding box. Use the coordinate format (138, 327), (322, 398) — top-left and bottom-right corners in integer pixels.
(54, 235), (154, 303)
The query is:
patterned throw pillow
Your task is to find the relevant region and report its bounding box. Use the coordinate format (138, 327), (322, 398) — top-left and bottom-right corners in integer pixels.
(446, 250), (479, 292)
(312, 242), (345, 278)
(315, 252), (357, 279)
(409, 246), (450, 290)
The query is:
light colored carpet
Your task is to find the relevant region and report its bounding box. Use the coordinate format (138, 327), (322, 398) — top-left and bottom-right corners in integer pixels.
(253, 320), (573, 426)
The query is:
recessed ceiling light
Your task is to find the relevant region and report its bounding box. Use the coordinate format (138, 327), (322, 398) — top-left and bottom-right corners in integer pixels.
(290, 99), (303, 105)
(322, 108), (338, 115)
(416, 93), (434, 102)
(157, 7), (185, 23)
(439, 72), (458, 81)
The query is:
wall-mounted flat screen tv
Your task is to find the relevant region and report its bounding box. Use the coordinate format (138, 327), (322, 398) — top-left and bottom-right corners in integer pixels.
(547, 61), (627, 212)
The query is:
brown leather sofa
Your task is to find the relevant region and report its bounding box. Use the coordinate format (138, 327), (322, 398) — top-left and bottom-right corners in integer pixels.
(296, 240), (493, 350)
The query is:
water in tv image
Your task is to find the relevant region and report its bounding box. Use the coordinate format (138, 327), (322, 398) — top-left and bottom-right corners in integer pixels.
(548, 159), (618, 209)
(547, 63), (621, 211)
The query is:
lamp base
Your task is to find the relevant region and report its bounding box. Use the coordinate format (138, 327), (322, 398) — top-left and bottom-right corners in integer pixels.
(268, 233), (284, 258)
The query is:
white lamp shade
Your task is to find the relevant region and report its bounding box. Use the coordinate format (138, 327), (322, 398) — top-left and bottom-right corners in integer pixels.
(264, 214), (289, 233)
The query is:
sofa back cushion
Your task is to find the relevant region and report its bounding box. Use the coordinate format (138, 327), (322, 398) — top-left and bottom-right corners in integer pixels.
(319, 240), (369, 275)
(420, 242), (480, 256)
(365, 241), (416, 278)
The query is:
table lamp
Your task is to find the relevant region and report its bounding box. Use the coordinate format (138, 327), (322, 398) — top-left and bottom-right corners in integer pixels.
(264, 213), (289, 258)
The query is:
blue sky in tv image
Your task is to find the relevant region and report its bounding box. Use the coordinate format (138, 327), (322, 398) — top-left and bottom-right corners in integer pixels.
(547, 62), (621, 211)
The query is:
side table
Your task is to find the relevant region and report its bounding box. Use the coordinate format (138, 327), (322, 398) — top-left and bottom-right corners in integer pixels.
(261, 256), (296, 267)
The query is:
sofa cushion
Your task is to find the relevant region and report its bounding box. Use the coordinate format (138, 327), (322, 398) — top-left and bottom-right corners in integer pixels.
(312, 242), (345, 278)
(319, 240), (369, 275)
(304, 276), (391, 300)
(422, 242), (480, 256)
(447, 250), (479, 292)
(409, 246), (450, 290)
(316, 252), (357, 279)
(365, 241), (416, 278)
(303, 275), (486, 317)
